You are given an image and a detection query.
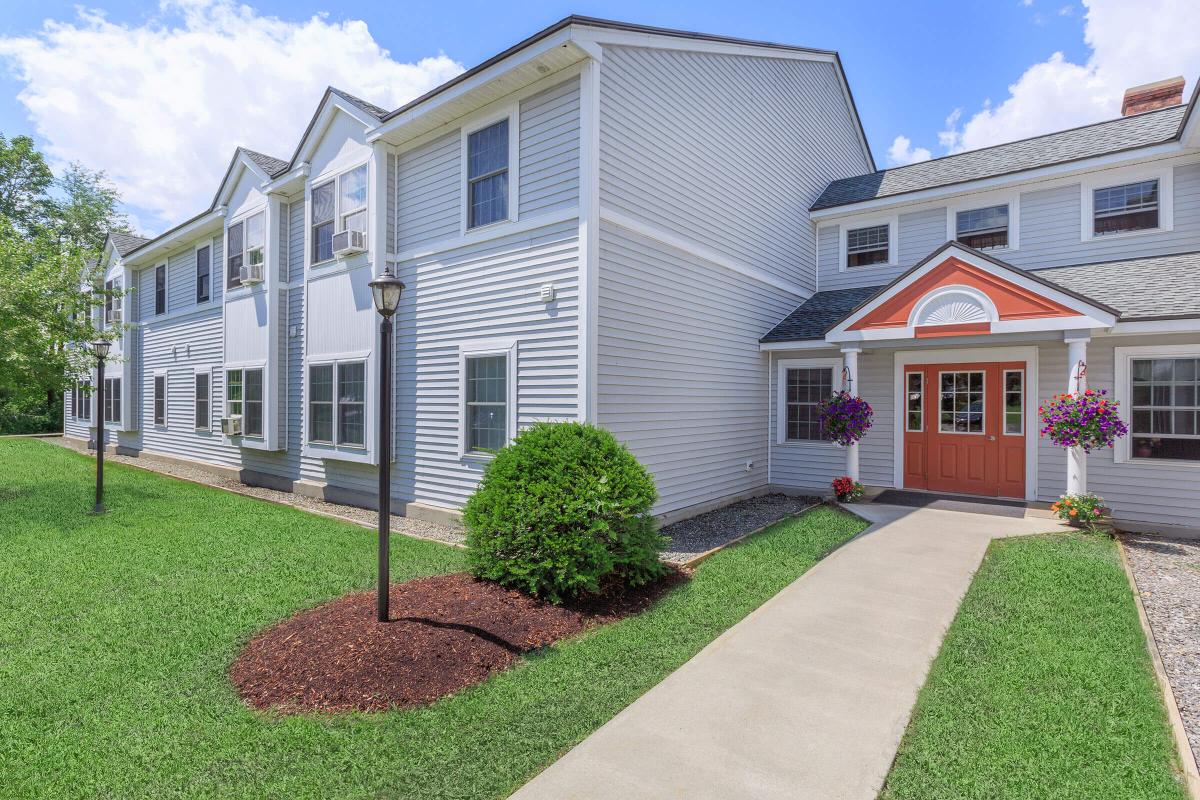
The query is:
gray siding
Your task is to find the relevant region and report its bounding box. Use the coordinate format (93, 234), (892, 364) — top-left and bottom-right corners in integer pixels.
(288, 199), (305, 283)
(599, 45), (870, 293)
(597, 220), (802, 515)
(386, 152), (397, 254)
(519, 76), (580, 218)
(396, 131), (460, 252)
(768, 349), (893, 490)
(1037, 334), (1200, 528)
(817, 160), (1200, 290)
(390, 218), (581, 509)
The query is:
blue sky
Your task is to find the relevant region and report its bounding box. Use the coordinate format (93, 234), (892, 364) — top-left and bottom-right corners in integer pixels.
(0, 0), (1194, 234)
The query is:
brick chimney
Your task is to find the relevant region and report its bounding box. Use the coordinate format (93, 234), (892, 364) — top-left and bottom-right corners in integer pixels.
(1122, 76), (1186, 116)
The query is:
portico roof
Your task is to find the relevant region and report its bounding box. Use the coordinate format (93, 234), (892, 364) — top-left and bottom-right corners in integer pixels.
(762, 243), (1200, 344)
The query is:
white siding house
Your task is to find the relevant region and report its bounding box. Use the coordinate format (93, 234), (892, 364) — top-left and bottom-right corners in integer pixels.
(65, 17), (1200, 534)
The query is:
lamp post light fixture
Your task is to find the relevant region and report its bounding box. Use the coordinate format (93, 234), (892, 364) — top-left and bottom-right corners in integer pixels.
(367, 268), (405, 622)
(91, 340), (112, 515)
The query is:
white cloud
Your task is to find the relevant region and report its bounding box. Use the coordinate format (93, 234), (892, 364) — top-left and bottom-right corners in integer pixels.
(893, 0), (1200, 163)
(0, 1), (464, 232)
(887, 135), (932, 166)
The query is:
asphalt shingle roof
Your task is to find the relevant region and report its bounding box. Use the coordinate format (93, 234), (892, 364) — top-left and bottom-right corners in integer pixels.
(812, 105), (1187, 211)
(240, 148), (290, 178)
(330, 87), (390, 121)
(108, 231), (151, 257)
(761, 250), (1200, 343)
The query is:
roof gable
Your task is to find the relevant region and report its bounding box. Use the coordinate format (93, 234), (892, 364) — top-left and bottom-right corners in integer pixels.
(212, 147), (288, 209)
(826, 243), (1117, 341)
(289, 88), (383, 168)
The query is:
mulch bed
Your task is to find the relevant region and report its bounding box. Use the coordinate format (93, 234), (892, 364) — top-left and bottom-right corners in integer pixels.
(230, 570), (686, 714)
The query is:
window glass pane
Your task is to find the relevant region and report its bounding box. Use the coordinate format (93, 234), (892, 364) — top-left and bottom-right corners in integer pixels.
(939, 371), (985, 433)
(846, 224), (889, 267)
(1093, 180), (1159, 236)
(1004, 370), (1023, 435)
(227, 222), (243, 259)
(226, 369), (242, 417)
(906, 372), (922, 432)
(337, 362), (365, 446)
(1130, 356), (1200, 461)
(469, 172), (508, 228)
(339, 165), (368, 212)
(466, 355), (508, 451)
(784, 366), (833, 441)
(468, 120), (508, 179)
(154, 376), (166, 425)
(312, 182), (335, 224)
(244, 369), (262, 436)
(196, 246), (210, 302)
(227, 222), (243, 287)
(195, 373), (209, 429)
(313, 221), (334, 263)
(309, 365), (333, 443)
(343, 209), (367, 234)
(155, 265), (166, 314)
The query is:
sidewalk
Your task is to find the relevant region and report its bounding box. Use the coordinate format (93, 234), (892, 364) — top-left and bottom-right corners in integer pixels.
(510, 503), (1062, 800)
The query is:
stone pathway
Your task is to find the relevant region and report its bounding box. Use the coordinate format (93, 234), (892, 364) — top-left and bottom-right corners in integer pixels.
(1123, 534), (1200, 766)
(510, 502), (1063, 800)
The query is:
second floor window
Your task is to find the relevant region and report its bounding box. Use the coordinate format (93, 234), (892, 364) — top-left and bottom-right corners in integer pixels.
(1094, 179), (1159, 236)
(467, 119), (509, 229)
(311, 164), (368, 265)
(196, 245), (211, 303)
(154, 264), (167, 315)
(103, 278), (122, 326)
(227, 213), (265, 288)
(846, 224), (889, 268)
(956, 205), (1009, 250)
(227, 221), (243, 289)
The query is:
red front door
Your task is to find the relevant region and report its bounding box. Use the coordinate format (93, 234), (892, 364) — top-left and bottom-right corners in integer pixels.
(902, 361), (1026, 499)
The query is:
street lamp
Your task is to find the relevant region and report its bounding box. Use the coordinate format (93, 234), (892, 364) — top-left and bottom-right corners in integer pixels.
(367, 267), (405, 622)
(91, 340), (112, 515)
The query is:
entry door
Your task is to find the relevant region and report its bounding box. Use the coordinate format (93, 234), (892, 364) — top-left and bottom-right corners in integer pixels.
(902, 361), (1026, 498)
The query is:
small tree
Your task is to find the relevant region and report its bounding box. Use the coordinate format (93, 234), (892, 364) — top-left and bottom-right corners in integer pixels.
(464, 422), (666, 603)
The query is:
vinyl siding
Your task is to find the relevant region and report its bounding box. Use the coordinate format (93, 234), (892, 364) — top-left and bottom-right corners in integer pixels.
(598, 45), (870, 293)
(518, 76), (580, 218)
(768, 349), (893, 491)
(1037, 333), (1200, 528)
(288, 198), (306, 284)
(396, 131), (460, 252)
(597, 220), (802, 515)
(391, 218), (581, 509)
(816, 160), (1200, 290)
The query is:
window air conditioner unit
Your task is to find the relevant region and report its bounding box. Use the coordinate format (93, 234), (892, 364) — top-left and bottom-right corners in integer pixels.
(332, 229), (367, 258)
(221, 415), (243, 436)
(239, 256), (264, 285)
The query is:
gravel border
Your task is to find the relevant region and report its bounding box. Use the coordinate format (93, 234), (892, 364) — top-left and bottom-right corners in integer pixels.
(659, 493), (820, 564)
(1122, 533), (1200, 767)
(50, 437), (466, 547)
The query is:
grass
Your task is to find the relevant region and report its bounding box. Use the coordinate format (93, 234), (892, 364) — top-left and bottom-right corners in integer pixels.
(0, 438), (866, 799)
(880, 532), (1188, 800)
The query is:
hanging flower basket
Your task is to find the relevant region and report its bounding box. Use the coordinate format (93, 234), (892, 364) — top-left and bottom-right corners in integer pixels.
(818, 391), (874, 447)
(1038, 389), (1128, 452)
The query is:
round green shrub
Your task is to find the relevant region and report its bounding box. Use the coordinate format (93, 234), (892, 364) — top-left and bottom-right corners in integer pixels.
(464, 421), (665, 603)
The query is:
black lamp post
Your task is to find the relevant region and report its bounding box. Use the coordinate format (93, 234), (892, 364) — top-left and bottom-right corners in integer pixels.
(91, 340), (112, 514)
(367, 267), (405, 622)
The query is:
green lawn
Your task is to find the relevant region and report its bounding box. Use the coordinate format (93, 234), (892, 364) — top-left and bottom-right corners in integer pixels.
(0, 438), (865, 799)
(881, 532), (1188, 800)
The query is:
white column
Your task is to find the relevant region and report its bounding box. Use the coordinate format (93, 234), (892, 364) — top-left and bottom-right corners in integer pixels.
(1065, 332), (1089, 495)
(842, 345), (861, 481)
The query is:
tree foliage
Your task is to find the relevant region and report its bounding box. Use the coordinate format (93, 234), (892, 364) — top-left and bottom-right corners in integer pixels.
(0, 134), (129, 432)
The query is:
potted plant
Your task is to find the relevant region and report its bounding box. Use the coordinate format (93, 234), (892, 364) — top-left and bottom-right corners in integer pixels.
(1038, 389), (1128, 452)
(832, 476), (865, 503)
(1051, 493), (1111, 532)
(818, 391), (874, 447)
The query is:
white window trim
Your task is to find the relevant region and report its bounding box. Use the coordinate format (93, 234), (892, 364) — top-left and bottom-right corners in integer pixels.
(222, 362), (267, 440)
(103, 375), (122, 427)
(224, 208), (266, 291)
(837, 215), (898, 272)
(945, 191), (1020, 251)
(154, 262), (169, 316)
(774, 357), (844, 446)
(1114, 343), (1200, 467)
(193, 367), (211, 432)
(459, 103), (519, 235)
(302, 350), (376, 464)
(458, 337), (519, 459)
(153, 370), (168, 428)
(308, 159), (371, 269)
(1080, 164), (1174, 242)
(194, 240), (214, 305)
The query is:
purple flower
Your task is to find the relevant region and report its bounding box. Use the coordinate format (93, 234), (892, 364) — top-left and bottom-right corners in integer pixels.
(818, 391), (875, 447)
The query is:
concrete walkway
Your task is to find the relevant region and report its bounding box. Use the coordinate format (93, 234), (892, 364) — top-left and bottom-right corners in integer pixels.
(510, 502), (1064, 800)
